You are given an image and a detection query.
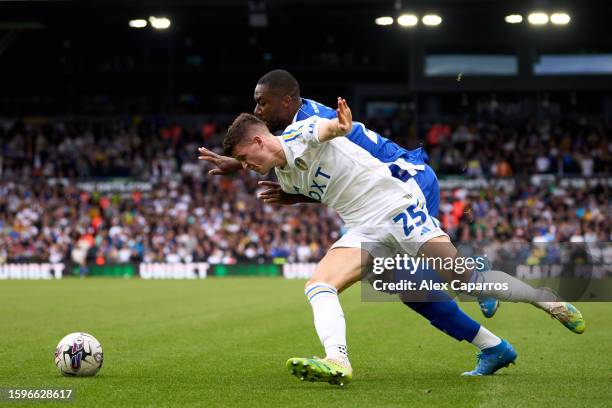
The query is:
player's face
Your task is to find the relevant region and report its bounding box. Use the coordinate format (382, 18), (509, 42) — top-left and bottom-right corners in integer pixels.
(233, 135), (274, 175)
(253, 84), (291, 132)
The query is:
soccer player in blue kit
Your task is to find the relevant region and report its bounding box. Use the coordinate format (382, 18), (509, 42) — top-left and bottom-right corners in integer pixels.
(198, 71), (584, 383)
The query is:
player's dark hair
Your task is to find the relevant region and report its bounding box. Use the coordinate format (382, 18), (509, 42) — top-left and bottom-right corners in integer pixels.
(223, 113), (268, 156)
(257, 69), (300, 99)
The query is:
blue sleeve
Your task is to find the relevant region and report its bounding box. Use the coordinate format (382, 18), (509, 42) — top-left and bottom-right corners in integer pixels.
(300, 98), (428, 165)
(346, 122), (405, 163)
(296, 99), (337, 120)
(347, 123), (430, 165)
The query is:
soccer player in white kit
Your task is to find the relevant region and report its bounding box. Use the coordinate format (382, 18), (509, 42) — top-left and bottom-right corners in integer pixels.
(218, 98), (585, 386)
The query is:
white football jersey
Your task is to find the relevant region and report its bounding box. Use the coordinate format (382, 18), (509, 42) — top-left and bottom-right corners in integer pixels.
(275, 116), (415, 228)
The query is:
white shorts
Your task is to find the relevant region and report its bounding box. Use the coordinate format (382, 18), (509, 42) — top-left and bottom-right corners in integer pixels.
(331, 184), (447, 256)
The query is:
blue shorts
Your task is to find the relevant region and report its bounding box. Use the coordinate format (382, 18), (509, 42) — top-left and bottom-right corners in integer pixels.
(387, 147), (440, 217)
(413, 164), (439, 218)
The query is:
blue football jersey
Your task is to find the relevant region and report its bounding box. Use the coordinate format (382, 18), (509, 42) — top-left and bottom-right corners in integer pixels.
(295, 98), (428, 165)
(294, 98), (439, 216)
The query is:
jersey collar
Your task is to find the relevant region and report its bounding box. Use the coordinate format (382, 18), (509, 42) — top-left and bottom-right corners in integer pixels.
(276, 137), (295, 172)
(291, 99), (306, 124)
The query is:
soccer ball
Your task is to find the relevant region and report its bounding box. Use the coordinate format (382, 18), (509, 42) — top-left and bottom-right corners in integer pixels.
(54, 332), (103, 377)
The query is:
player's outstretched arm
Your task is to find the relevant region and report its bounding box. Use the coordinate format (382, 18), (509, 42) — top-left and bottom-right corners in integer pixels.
(317, 97), (352, 143)
(257, 181), (319, 205)
(198, 147), (243, 175)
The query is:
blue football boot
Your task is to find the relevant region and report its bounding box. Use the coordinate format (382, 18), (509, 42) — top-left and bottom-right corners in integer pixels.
(462, 339), (517, 376)
(478, 297), (500, 318)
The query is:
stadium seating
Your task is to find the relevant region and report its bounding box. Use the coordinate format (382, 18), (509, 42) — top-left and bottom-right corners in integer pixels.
(1, 111), (609, 264)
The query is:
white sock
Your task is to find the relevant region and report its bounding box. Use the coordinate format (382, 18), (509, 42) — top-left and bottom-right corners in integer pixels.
(305, 282), (349, 363)
(471, 326), (502, 350)
(470, 269), (548, 303)
(534, 301), (564, 313)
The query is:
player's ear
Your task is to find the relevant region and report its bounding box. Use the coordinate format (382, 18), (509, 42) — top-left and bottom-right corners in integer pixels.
(253, 134), (264, 148)
(282, 95), (292, 108)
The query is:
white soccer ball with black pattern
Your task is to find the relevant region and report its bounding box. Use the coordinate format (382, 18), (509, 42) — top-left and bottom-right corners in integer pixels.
(54, 332), (103, 377)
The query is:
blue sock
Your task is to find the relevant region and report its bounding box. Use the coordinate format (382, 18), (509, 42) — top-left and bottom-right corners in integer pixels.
(404, 291), (480, 343)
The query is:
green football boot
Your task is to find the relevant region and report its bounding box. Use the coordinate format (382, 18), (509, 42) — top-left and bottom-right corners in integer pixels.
(549, 302), (586, 334)
(286, 357), (352, 386)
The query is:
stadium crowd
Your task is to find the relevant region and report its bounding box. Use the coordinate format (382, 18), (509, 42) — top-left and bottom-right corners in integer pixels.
(0, 112), (610, 265)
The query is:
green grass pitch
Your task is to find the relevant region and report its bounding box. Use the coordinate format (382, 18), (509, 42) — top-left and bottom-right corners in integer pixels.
(1, 278), (610, 407)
